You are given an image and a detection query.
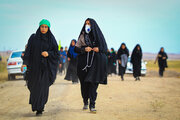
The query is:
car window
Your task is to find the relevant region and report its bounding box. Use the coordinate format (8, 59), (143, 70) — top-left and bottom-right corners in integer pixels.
(11, 52), (23, 58)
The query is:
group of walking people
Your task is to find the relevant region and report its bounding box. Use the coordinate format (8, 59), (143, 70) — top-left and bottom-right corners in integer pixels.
(107, 43), (143, 81)
(21, 18), (107, 116)
(107, 44), (168, 81)
(21, 18), (168, 116)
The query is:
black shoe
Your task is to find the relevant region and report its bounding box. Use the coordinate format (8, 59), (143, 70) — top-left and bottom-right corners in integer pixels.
(121, 76), (124, 81)
(36, 111), (43, 116)
(138, 77), (140, 81)
(135, 77), (138, 81)
(72, 82), (78, 84)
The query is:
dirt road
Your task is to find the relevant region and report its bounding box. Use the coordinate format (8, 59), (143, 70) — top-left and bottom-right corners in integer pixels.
(0, 75), (180, 120)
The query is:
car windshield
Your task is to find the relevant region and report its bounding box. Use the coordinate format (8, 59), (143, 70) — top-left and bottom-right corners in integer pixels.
(11, 51), (23, 58)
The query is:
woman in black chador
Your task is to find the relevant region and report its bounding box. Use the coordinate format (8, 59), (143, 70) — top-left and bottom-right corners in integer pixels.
(131, 44), (142, 81)
(154, 47), (168, 77)
(117, 43), (129, 81)
(109, 48), (117, 75)
(75, 18), (108, 113)
(107, 49), (111, 75)
(64, 39), (79, 84)
(21, 19), (59, 116)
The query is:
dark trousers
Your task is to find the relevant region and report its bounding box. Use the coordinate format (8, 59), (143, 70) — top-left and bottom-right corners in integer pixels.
(159, 66), (165, 77)
(118, 65), (126, 78)
(80, 80), (99, 108)
(59, 63), (65, 74)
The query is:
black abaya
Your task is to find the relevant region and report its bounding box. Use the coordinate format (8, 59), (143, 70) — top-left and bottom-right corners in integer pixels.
(131, 44), (142, 78)
(117, 43), (129, 78)
(109, 52), (117, 74)
(158, 51), (168, 76)
(64, 40), (78, 83)
(75, 18), (108, 108)
(23, 28), (59, 111)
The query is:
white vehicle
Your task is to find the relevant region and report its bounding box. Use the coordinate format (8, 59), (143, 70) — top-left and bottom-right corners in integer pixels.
(126, 57), (147, 76)
(7, 50), (24, 80)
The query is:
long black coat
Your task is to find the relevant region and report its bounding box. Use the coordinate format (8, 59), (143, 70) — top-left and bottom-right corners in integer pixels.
(131, 45), (142, 77)
(75, 18), (108, 84)
(158, 51), (168, 69)
(107, 51), (111, 74)
(64, 43), (78, 82)
(109, 52), (117, 74)
(117, 48), (129, 60)
(23, 28), (59, 111)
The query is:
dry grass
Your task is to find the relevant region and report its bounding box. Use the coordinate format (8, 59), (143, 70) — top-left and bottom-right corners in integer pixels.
(150, 99), (165, 112)
(0, 58), (8, 83)
(146, 60), (180, 72)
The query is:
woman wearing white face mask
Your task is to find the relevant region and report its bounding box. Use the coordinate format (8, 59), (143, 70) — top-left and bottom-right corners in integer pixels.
(75, 18), (108, 113)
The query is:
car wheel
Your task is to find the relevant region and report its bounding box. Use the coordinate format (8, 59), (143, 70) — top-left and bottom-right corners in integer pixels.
(8, 74), (11, 80)
(8, 74), (16, 80)
(12, 75), (16, 80)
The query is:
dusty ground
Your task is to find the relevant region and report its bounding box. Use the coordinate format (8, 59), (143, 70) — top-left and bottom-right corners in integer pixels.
(0, 74), (180, 120)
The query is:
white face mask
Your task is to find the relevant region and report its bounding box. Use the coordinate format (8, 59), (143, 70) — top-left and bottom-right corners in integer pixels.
(85, 25), (91, 33)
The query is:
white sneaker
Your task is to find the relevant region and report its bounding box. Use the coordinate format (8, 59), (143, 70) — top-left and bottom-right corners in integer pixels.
(83, 105), (88, 110)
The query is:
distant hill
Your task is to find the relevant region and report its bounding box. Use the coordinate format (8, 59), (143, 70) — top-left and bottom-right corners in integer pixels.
(1, 51), (180, 60)
(141, 52), (180, 60)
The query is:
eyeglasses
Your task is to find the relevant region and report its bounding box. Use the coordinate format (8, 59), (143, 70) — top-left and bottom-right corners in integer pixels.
(40, 26), (48, 28)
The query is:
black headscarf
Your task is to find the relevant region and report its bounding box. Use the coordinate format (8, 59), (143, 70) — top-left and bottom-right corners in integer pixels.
(117, 43), (129, 59)
(158, 47), (168, 68)
(158, 47), (166, 55)
(76, 18), (108, 84)
(23, 27), (59, 87)
(68, 39), (78, 58)
(131, 44), (142, 64)
(132, 44), (142, 57)
(23, 26), (59, 111)
(78, 18), (108, 53)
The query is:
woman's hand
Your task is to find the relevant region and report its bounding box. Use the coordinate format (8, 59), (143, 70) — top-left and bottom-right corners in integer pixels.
(41, 51), (49, 57)
(59, 64), (62, 68)
(158, 54), (162, 57)
(85, 47), (92, 52)
(118, 60), (121, 64)
(163, 57), (166, 60)
(93, 47), (99, 52)
(21, 65), (27, 72)
(68, 57), (71, 61)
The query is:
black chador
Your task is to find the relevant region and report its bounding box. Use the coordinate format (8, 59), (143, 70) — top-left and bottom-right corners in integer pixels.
(155, 47), (168, 77)
(131, 44), (142, 80)
(64, 39), (79, 83)
(23, 27), (59, 113)
(109, 48), (117, 75)
(117, 43), (129, 81)
(75, 18), (108, 112)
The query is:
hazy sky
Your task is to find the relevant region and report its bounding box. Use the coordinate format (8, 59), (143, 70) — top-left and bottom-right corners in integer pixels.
(0, 0), (180, 53)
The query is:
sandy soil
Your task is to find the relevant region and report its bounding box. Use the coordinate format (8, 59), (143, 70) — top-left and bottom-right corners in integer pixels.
(0, 74), (180, 120)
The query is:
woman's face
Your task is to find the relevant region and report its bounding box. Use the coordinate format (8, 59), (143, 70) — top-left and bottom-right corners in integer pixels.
(161, 48), (164, 52)
(71, 41), (75, 46)
(121, 45), (126, 49)
(85, 20), (91, 26)
(40, 24), (48, 34)
(137, 46), (140, 50)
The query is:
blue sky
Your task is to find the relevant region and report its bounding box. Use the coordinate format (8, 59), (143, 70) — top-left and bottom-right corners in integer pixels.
(0, 0), (180, 53)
